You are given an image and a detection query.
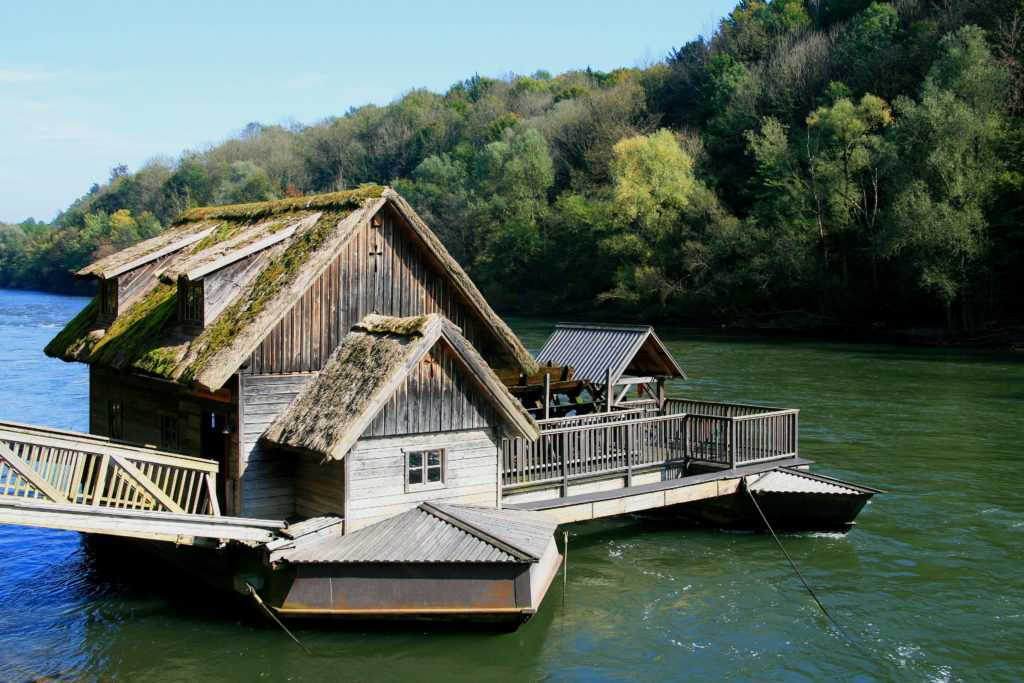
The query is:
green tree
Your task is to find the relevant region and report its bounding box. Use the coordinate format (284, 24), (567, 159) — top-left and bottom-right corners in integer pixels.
(882, 26), (1009, 328)
(601, 129), (698, 308)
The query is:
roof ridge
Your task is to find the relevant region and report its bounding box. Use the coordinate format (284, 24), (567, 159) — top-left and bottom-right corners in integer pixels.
(419, 502), (537, 561)
(173, 186), (386, 225)
(554, 322), (653, 332)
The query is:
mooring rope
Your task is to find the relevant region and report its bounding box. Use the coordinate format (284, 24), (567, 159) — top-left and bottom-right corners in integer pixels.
(245, 583), (317, 657)
(562, 530), (569, 606)
(742, 483), (868, 654)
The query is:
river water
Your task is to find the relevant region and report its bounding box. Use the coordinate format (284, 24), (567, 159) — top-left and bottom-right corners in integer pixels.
(0, 289), (1021, 682)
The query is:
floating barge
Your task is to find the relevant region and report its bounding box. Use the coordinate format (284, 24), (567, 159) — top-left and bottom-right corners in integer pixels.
(0, 188), (877, 626)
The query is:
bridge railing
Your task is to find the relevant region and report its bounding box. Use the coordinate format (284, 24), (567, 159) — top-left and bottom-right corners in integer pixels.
(502, 401), (799, 490)
(0, 421), (220, 515)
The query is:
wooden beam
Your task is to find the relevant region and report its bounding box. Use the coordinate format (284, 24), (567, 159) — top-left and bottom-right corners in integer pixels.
(0, 499), (284, 544)
(0, 442), (70, 503)
(107, 453), (186, 513)
(613, 376), (656, 386)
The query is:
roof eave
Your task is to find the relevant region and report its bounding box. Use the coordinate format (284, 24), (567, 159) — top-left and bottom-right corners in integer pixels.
(383, 190), (539, 375)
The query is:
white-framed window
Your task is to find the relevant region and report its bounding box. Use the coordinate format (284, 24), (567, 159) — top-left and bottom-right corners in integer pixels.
(405, 448), (445, 491)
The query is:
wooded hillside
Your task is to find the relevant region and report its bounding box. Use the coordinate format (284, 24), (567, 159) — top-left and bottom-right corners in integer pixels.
(2, 0), (1021, 332)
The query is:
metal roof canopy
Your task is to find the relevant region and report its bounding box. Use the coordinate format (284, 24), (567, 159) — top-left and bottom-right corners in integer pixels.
(277, 503), (559, 564)
(534, 323), (686, 385)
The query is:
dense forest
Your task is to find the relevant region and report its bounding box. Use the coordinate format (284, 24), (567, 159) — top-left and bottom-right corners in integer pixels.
(2, 0), (1021, 333)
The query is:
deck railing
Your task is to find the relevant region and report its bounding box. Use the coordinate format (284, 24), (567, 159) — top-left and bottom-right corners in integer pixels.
(536, 408), (650, 431)
(0, 421), (220, 515)
(502, 400), (799, 490)
(503, 413), (689, 488)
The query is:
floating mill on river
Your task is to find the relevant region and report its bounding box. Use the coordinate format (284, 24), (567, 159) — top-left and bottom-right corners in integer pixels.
(0, 188), (877, 625)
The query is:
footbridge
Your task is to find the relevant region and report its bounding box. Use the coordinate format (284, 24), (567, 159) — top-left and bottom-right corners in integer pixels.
(0, 421), (283, 545)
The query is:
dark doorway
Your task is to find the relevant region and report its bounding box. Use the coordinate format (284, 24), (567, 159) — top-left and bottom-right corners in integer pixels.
(200, 411), (229, 512)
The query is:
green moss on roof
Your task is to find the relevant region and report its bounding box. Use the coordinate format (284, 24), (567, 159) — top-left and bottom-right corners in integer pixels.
(44, 296), (101, 360)
(354, 315), (430, 337)
(88, 283), (183, 379)
(179, 206), (356, 384)
(174, 186), (385, 226)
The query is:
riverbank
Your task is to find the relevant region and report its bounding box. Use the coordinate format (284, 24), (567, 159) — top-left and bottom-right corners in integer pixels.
(9, 279), (1023, 352)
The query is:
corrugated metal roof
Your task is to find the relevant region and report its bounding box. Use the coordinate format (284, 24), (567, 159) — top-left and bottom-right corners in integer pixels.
(534, 323), (686, 384)
(280, 504), (558, 564)
(749, 468), (876, 496)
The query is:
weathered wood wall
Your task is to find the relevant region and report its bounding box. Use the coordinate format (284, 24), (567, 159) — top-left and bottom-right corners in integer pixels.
(244, 210), (502, 375)
(89, 366), (241, 514)
(294, 454), (344, 518)
(345, 429), (500, 532)
(239, 372), (312, 519)
(364, 342), (498, 438)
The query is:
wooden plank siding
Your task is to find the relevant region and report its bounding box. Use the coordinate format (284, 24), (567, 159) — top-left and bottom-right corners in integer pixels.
(244, 210), (500, 375)
(239, 373), (312, 519)
(89, 367), (241, 514)
(294, 454), (344, 519)
(345, 429), (501, 532)
(363, 342), (499, 438)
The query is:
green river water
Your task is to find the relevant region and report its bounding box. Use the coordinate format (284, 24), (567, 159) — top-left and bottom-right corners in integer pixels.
(0, 290), (1021, 682)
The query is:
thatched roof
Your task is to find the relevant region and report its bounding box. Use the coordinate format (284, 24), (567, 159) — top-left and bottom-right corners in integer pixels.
(263, 314), (540, 460)
(45, 187), (538, 390)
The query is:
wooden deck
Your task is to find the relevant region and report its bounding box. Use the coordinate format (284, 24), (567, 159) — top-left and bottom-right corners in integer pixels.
(0, 498), (283, 545)
(504, 458), (813, 524)
(500, 399), (800, 498)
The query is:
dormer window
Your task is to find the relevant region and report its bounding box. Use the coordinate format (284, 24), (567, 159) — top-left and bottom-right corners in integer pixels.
(99, 278), (118, 317)
(180, 280), (204, 326)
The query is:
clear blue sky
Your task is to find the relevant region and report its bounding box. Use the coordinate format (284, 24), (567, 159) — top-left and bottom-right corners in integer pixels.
(1, 0), (737, 223)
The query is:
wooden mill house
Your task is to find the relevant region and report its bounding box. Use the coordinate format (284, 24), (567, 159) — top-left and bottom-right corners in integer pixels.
(0, 187), (876, 623)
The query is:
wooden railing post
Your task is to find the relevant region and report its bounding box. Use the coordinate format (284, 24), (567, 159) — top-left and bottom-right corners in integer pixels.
(728, 419), (737, 469)
(561, 431), (569, 497)
(90, 454), (110, 506)
(793, 411), (799, 458)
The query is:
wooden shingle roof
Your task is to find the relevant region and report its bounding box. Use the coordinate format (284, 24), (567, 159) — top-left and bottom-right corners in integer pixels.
(262, 314), (540, 459)
(45, 188), (538, 390)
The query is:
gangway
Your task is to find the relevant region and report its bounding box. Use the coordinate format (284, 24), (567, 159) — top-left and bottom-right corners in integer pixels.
(0, 420), (284, 545)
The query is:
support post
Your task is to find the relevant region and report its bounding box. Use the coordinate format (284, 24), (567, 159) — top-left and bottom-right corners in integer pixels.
(91, 454), (110, 506)
(543, 374), (551, 421)
(657, 378), (666, 414)
(605, 368), (613, 413)
(729, 419), (737, 469)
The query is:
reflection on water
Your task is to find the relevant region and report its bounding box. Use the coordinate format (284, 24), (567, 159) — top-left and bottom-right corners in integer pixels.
(0, 296), (1021, 681)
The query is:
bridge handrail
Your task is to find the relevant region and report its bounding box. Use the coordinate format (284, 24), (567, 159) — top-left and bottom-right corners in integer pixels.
(0, 422), (220, 515)
(0, 421), (218, 471)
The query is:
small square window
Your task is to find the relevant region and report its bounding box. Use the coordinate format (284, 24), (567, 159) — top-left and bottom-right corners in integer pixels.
(406, 449), (445, 490)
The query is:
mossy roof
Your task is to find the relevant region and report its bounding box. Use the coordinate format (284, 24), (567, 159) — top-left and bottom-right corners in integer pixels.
(263, 314), (539, 459)
(46, 187), (538, 391)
